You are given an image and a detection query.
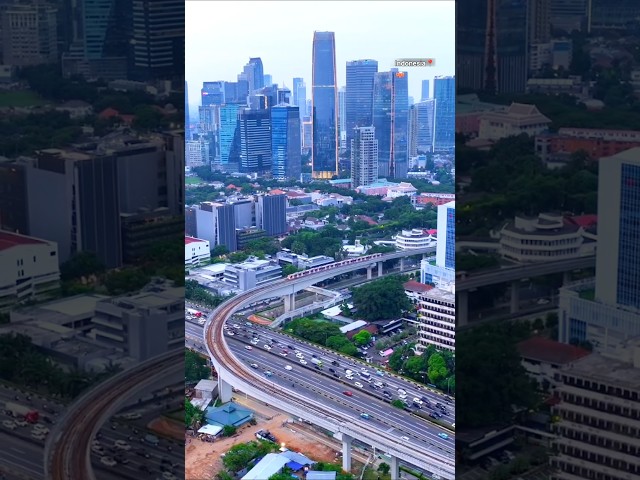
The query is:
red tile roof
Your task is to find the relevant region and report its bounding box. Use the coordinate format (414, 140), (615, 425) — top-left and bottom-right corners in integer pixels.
(185, 236), (206, 245)
(517, 336), (591, 365)
(270, 189), (286, 195)
(565, 215), (597, 228)
(403, 280), (434, 293)
(286, 191), (308, 198)
(0, 232), (46, 251)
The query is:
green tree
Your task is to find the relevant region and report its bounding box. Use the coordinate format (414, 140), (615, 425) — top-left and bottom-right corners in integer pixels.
(103, 268), (150, 295)
(282, 264), (300, 277)
(211, 245), (229, 257)
(352, 330), (372, 346)
(222, 425), (237, 436)
(378, 463), (391, 475)
(185, 397), (204, 428)
(338, 343), (358, 356)
(185, 349), (210, 383)
(60, 252), (105, 281)
(427, 354), (449, 385)
(228, 251), (249, 263)
(352, 276), (411, 321)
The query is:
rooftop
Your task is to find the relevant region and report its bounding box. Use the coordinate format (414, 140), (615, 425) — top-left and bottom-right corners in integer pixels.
(185, 236), (207, 245)
(0, 231), (46, 251)
(560, 350), (640, 391)
(404, 280), (434, 293)
(517, 336), (591, 365)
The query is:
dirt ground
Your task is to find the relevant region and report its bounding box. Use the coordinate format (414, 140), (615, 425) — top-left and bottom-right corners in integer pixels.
(185, 396), (358, 480)
(147, 416), (185, 440)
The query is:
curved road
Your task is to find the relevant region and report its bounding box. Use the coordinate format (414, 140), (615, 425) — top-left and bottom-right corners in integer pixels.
(203, 251), (455, 478)
(46, 350), (183, 480)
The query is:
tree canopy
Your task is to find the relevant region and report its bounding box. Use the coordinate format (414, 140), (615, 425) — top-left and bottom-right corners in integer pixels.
(352, 276), (411, 321)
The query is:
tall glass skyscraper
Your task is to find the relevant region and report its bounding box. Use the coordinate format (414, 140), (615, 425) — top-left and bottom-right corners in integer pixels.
(292, 77), (305, 115)
(345, 59), (378, 150)
(201, 81), (225, 106)
(218, 104), (240, 165)
(238, 108), (271, 174)
(350, 126), (378, 188)
(411, 99), (436, 154)
(433, 76), (455, 153)
(421, 79), (430, 100)
(372, 69), (409, 179)
(311, 31), (338, 179)
(422, 200), (455, 287)
(243, 57), (264, 92)
(271, 105), (301, 181)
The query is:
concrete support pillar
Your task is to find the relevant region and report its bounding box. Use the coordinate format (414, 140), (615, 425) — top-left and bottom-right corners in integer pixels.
(367, 267), (373, 280)
(341, 434), (352, 473)
(217, 374), (233, 403)
(563, 271), (571, 285)
(378, 261), (383, 277)
(510, 281), (520, 314)
(283, 293), (295, 313)
(390, 455), (399, 480)
(399, 258), (405, 271)
(457, 290), (468, 327)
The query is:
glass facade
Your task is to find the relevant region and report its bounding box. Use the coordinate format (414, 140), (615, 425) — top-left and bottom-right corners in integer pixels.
(372, 70), (409, 179)
(218, 104), (240, 165)
(239, 108), (271, 174)
(446, 207), (455, 270)
(617, 163), (640, 308)
(311, 31), (338, 178)
(433, 76), (455, 153)
(345, 59), (378, 150)
(271, 106), (301, 180)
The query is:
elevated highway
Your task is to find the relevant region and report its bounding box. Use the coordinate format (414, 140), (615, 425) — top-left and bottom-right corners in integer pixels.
(203, 248), (455, 480)
(456, 255), (595, 325)
(45, 350), (183, 480)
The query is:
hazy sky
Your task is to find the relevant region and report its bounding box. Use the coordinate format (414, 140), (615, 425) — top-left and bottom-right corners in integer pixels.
(186, 1), (455, 112)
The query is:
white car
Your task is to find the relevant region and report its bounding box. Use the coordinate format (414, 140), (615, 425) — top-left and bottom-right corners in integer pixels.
(398, 389), (407, 395)
(31, 431), (45, 440)
(296, 353), (304, 358)
(245, 345), (253, 350)
(15, 419), (28, 427)
(299, 359), (308, 365)
(34, 426), (49, 435)
(354, 382), (364, 388)
(251, 339), (259, 345)
(225, 331), (235, 336)
(401, 436), (409, 442)
(233, 323), (241, 328)
(91, 445), (105, 455)
(2, 420), (16, 430)
(163, 472), (177, 480)
(285, 365), (293, 371)
(114, 440), (131, 450)
(100, 456), (117, 467)
(263, 345), (272, 350)
(413, 397), (423, 405)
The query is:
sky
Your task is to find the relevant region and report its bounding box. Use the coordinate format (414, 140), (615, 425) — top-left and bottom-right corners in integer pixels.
(186, 0), (455, 114)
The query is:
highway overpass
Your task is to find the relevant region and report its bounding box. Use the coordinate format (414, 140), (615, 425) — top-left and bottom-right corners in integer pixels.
(203, 247), (455, 480)
(456, 255), (595, 326)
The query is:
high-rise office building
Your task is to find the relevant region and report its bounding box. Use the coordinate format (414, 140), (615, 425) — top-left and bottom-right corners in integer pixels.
(201, 82), (225, 106)
(457, 0), (529, 94)
(263, 74), (272, 87)
(193, 202), (237, 252)
(1, 2), (58, 66)
(549, 0), (589, 34)
(410, 99), (436, 155)
(311, 31), (339, 179)
(421, 200), (456, 288)
(292, 78), (304, 106)
(421, 79), (430, 100)
(529, 0), (551, 43)
(338, 86), (347, 150)
(302, 117), (313, 152)
(238, 108), (271, 174)
(198, 105), (219, 133)
(277, 87), (291, 105)
(131, 0), (184, 81)
(271, 105), (302, 181)
(293, 79), (307, 118)
(372, 70), (409, 179)
(257, 194), (287, 236)
(244, 57), (265, 92)
(219, 104), (240, 165)
(345, 59), (378, 151)
(589, 0), (640, 31)
(350, 126), (378, 188)
(433, 76), (455, 153)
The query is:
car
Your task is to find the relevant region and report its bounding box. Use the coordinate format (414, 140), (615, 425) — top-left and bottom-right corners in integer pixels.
(100, 456), (117, 467)
(360, 413), (371, 419)
(400, 436), (410, 442)
(251, 339), (259, 345)
(382, 391), (391, 397)
(225, 331), (234, 336)
(413, 397), (423, 405)
(2, 420), (16, 430)
(354, 382), (363, 388)
(114, 440), (131, 451)
(250, 363), (259, 369)
(233, 323), (240, 328)
(285, 365), (292, 371)
(91, 445), (105, 455)
(452, 423), (455, 428)
(398, 389), (407, 395)
(15, 419), (28, 427)
(245, 345), (253, 350)
(280, 351), (288, 356)
(263, 345), (272, 350)
(375, 370), (384, 377)
(296, 353), (304, 358)
(536, 298), (550, 305)
(333, 374), (340, 378)
(429, 413), (438, 419)
(312, 354), (317, 358)
(438, 433), (449, 440)
(332, 360), (339, 366)
(299, 359), (308, 365)
(329, 368), (335, 373)
(163, 472), (178, 480)
(288, 345), (294, 349)
(264, 371), (273, 377)
(343, 391), (353, 396)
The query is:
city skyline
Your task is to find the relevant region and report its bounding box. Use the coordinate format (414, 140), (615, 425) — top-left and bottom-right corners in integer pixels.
(185, 0), (455, 114)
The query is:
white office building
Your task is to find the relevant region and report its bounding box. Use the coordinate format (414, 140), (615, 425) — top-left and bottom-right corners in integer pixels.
(395, 229), (434, 250)
(416, 287), (455, 353)
(422, 201), (455, 288)
(185, 236), (210, 267)
(223, 258), (282, 291)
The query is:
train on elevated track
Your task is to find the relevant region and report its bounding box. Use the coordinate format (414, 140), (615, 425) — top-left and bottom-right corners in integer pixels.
(286, 253), (385, 280)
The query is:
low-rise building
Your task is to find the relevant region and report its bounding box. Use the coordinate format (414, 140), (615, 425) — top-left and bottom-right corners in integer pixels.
(416, 192), (455, 207)
(478, 103), (551, 141)
(416, 287), (455, 352)
(223, 258), (282, 291)
(276, 251), (334, 269)
(395, 229), (435, 250)
(499, 213), (588, 263)
(0, 231), (60, 312)
(185, 236), (210, 267)
(386, 182), (418, 199)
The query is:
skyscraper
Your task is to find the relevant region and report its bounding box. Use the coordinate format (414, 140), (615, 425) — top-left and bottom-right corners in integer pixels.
(263, 74), (272, 87)
(433, 76), (455, 153)
(421, 200), (455, 288)
(1, 2), (58, 66)
(456, 0), (529, 94)
(131, 0), (184, 81)
(257, 195), (287, 236)
(293, 78), (304, 107)
(345, 59), (378, 151)
(351, 126), (378, 188)
(421, 79), (430, 100)
(372, 69), (409, 179)
(412, 99), (436, 154)
(338, 86), (347, 151)
(185, 81), (190, 131)
(244, 57), (265, 92)
(311, 31), (339, 179)
(219, 104), (240, 165)
(238, 108), (271, 174)
(201, 82), (225, 106)
(271, 105), (302, 181)
(596, 149), (640, 309)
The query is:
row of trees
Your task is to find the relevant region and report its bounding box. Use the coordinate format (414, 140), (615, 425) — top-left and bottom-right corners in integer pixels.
(284, 317), (359, 357)
(386, 343), (455, 392)
(185, 280), (229, 309)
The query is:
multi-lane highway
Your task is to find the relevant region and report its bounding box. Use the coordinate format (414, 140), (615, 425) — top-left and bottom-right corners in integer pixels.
(202, 249), (455, 479)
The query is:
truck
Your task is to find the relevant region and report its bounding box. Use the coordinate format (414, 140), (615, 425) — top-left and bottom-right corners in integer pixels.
(310, 358), (323, 368)
(4, 402), (39, 423)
